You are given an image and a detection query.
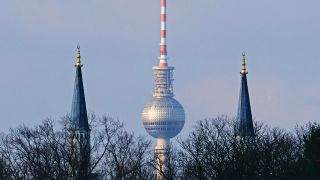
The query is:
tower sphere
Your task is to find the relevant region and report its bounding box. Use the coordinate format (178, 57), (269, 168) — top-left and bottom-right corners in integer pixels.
(142, 97), (185, 139)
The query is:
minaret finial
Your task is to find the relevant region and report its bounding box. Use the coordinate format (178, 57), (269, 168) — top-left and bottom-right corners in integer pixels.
(75, 45), (82, 67)
(241, 52), (247, 75)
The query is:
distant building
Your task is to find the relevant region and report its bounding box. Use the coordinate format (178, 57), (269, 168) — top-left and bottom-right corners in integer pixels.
(236, 53), (255, 139)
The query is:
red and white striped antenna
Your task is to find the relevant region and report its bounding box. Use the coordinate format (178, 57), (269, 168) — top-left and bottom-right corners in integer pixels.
(159, 0), (168, 67)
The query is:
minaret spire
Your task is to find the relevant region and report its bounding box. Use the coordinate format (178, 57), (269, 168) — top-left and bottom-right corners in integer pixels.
(70, 45), (89, 131)
(159, 0), (168, 67)
(237, 53), (254, 138)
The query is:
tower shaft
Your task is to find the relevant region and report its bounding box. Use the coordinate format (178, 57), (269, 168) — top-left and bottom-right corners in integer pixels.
(155, 138), (169, 180)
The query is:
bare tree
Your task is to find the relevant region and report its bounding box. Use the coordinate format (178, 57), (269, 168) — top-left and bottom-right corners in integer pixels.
(296, 122), (320, 180)
(176, 116), (308, 180)
(0, 115), (153, 180)
(97, 117), (153, 180)
(177, 116), (235, 180)
(0, 119), (73, 179)
(1, 114), (319, 180)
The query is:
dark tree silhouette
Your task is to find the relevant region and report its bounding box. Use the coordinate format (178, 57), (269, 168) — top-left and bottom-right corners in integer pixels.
(0, 116), (153, 180)
(301, 123), (320, 180)
(176, 116), (309, 180)
(98, 117), (153, 180)
(0, 115), (319, 180)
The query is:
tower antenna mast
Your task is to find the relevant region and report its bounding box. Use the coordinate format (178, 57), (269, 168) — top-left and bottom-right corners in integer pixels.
(159, 0), (168, 67)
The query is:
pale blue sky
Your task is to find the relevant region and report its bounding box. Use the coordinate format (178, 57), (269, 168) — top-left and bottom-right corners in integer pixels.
(0, 0), (319, 137)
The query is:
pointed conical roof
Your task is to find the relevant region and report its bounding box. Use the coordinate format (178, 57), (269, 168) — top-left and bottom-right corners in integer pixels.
(70, 46), (89, 131)
(236, 53), (254, 137)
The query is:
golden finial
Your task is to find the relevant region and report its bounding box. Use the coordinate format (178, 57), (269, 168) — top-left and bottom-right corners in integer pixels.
(75, 45), (82, 67)
(241, 52), (247, 74)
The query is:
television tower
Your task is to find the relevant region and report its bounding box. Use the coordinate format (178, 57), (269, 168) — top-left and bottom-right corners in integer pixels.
(142, 0), (185, 179)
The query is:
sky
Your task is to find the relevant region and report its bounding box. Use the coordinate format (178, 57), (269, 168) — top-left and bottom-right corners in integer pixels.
(0, 0), (319, 138)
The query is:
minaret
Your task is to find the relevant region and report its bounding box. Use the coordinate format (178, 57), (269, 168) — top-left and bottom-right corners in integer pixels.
(142, 0), (185, 179)
(236, 53), (255, 138)
(69, 46), (91, 177)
